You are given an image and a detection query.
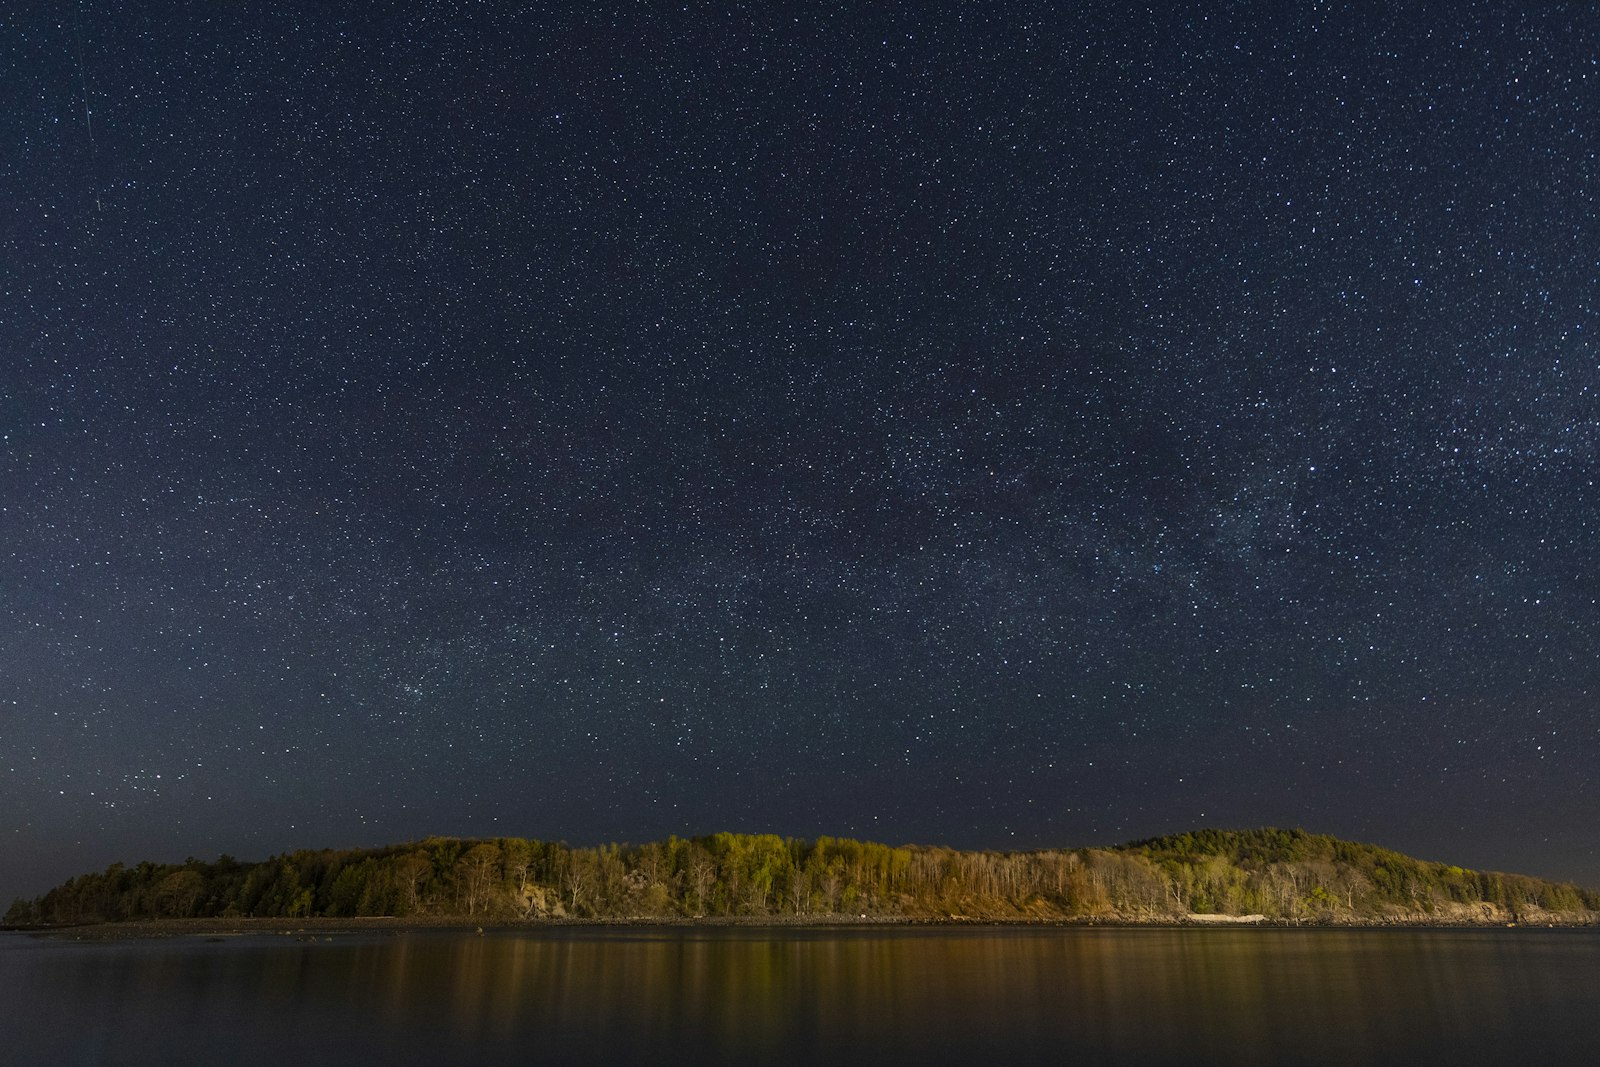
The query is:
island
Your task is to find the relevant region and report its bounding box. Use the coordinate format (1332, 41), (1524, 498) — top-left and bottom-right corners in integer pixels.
(8, 827), (1596, 934)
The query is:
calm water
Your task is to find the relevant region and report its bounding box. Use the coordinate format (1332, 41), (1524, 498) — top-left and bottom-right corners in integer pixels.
(5, 926), (1599, 1065)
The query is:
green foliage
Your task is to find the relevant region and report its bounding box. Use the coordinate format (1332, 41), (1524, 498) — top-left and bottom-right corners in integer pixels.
(14, 828), (1596, 926)
(5, 896), (40, 924)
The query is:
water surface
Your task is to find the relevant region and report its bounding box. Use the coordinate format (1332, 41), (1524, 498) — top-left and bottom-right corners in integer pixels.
(5, 926), (1598, 1065)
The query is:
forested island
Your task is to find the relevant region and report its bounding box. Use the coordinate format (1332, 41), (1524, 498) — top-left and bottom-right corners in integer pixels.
(8, 828), (1597, 929)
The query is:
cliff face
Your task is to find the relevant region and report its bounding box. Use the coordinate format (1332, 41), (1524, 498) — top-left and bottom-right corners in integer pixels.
(9, 827), (1597, 927)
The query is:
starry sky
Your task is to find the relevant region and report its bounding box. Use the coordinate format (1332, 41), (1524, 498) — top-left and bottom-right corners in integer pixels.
(4, 0), (1598, 903)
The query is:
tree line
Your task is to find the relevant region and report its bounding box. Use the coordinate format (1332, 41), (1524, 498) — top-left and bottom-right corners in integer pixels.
(8, 827), (1596, 926)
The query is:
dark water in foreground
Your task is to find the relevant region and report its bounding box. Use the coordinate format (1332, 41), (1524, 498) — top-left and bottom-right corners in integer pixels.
(5, 926), (1599, 1065)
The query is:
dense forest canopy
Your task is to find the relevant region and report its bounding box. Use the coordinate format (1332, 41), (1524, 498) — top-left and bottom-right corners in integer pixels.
(8, 828), (1596, 926)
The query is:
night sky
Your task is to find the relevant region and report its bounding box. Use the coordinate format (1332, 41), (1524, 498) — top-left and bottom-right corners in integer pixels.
(5, 1), (1599, 903)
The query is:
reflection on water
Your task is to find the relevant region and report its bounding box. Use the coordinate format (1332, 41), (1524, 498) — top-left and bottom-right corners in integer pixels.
(5, 927), (1599, 1065)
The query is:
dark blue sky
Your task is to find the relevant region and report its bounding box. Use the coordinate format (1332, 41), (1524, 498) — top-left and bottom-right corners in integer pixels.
(5, 1), (1598, 902)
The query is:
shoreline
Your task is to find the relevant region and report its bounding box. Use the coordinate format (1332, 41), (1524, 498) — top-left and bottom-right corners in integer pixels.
(9, 912), (1597, 941)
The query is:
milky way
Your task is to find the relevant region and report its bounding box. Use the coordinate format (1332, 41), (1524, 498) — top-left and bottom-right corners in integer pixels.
(4, 2), (1597, 900)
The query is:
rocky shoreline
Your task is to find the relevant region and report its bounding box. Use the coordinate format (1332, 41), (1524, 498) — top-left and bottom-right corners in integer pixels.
(8, 910), (1596, 942)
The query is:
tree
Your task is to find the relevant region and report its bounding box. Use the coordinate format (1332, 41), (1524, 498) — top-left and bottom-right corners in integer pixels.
(156, 871), (206, 918)
(395, 852), (432, 914)
(687, 849), (716, 915)
(503, 839), (535, 916)
(458, 843), (503, 917)
(561, 850), (592, 915)
(788, 866), (809, 914)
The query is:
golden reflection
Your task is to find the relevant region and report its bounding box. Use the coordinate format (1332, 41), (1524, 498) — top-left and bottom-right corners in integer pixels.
(9, 928), (1599, 1064)
(286, 928), (1600, 1062)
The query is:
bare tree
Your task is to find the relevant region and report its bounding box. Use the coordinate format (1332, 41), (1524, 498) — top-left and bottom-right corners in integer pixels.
(395, 853), (431, 914)
(787, 867), (809, 914)
(819, 866), (843, 913)
(503, 839), (533, 909)
(458, 843), (503, 917)
(688, 854), (716, 915)
(561, 852), (591, 915)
